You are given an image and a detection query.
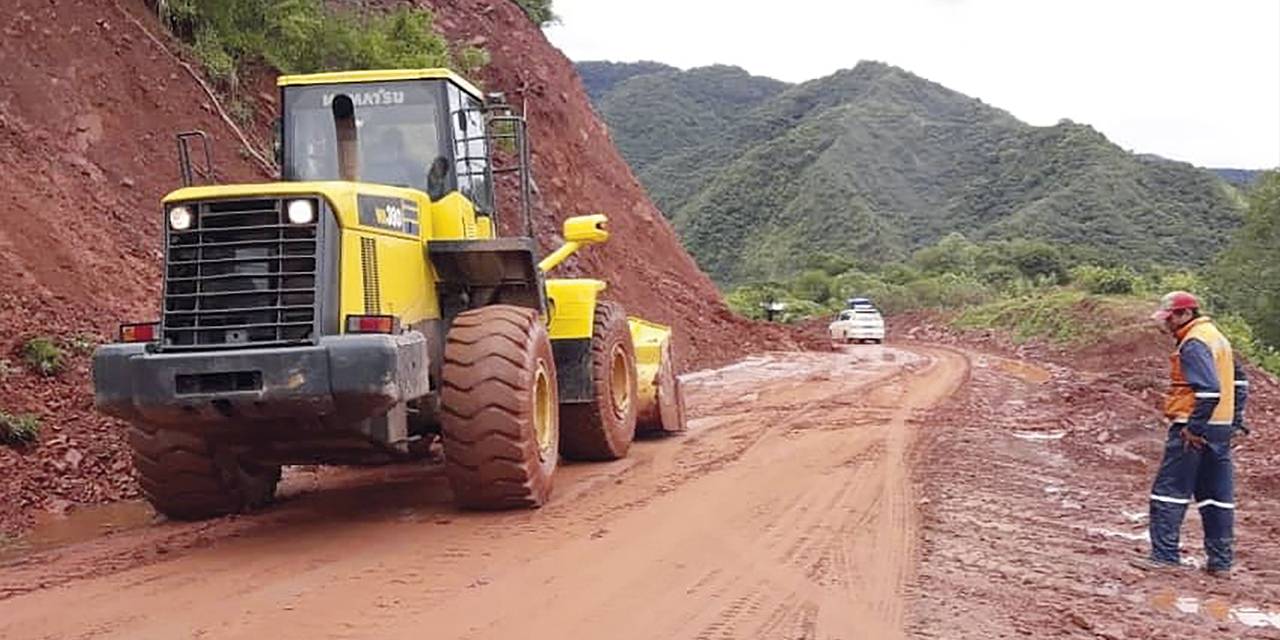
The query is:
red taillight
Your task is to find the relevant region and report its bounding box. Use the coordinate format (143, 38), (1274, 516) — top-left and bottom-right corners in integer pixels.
(120, 322), (159, 343)
(345, 315), (399, 334)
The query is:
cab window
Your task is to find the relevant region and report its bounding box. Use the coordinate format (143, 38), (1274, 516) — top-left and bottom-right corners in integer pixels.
(282, 81), (448, 193)
(447, 85), (494, 213)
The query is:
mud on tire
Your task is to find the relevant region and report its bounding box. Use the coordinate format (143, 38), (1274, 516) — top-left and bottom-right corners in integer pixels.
(560, 301), (638, 461)
(128, 423), (280, 521)
(440, 305), (559, 510)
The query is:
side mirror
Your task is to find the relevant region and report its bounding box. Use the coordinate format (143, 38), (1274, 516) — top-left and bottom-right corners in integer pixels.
(537, 214), (611, 273)
(426, 156), (450, 201)
(563, 214), (609, 244)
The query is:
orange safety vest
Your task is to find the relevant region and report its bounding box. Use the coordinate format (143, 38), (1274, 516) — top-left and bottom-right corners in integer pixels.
(1164, 317), (1235, 426)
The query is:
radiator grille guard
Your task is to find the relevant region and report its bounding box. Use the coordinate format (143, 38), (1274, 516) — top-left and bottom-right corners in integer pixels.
(161, 198), (321, 350)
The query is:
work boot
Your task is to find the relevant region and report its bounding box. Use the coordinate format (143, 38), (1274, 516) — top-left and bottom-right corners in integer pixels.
(1128, 556), (1184, 572)
(1204, 565), (1233, 579)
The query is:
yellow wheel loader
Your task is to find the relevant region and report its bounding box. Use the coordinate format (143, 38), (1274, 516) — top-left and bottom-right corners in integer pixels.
(93, 69), (685, 518)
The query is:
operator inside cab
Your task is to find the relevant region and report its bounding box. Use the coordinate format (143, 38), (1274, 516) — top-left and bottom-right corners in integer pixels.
(283, 81), (440, 192)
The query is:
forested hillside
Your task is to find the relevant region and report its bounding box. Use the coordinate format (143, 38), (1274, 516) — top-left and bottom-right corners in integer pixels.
(577, 60), (679, 102)
(580, 60), (1246, 285)
(581, 63), (788, 185)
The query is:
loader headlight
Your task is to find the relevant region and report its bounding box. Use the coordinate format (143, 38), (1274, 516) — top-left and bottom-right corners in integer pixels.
(168, 206), (193, 231)
(287, 199), (315, 225)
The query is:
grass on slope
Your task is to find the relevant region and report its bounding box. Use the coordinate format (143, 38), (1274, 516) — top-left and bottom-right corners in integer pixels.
(952, 290), (1280, 376)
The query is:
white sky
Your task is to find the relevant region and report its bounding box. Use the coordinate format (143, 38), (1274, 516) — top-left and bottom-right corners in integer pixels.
(546, 0), (1280, 169)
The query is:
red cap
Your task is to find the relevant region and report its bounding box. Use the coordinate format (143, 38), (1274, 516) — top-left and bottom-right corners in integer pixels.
(1151, 290), (1200, 321)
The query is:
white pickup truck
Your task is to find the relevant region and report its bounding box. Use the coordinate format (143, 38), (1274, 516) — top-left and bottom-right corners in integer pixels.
(829, 305), (885, 344)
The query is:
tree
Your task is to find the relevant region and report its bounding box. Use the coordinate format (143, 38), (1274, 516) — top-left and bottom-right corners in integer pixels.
(1004, 239), (1069, 285)
(724, 282), (791, 320)
(1212, 171), (1280, 347)
(513, 0), (557, 26)
(914, 232), (977, 275)
(802, 252), (857, 277)
(791, 270), (833, 304)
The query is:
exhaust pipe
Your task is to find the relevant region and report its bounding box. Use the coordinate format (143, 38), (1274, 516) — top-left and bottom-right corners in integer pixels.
(332, 94), (359, 182)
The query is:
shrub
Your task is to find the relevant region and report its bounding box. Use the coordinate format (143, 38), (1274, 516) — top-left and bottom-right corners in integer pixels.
(1154, 270), (1202, 296)
(952, 289), (1091, 344)
(155, 1), (486, 90)
(21, 337), (64, 377)
(513, 0), (557, 27)
(979, 263), (1020, 289)
(790, 270), (833, 304)
(830, 270), (883, 303)
(906, 273), (994, 308)
(725, 282), (792, 320)
(915, 232), (978, 276)
(881, 263), (924, 286)
(1216, 314), (1280, 377)
(0, 411), (41, 446)
(1071, 264), (1142, 295)
(1004, 239), (1069, 285)
(774, 299), (826, 324)
(856, 282), (919, 315)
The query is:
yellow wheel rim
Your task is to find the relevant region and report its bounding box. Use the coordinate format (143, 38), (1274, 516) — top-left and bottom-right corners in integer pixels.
(610, 345), (631, 418)
(533, 364), (554, 461)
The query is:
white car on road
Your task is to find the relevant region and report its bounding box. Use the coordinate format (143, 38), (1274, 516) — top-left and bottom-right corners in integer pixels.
(829, 306), (885, 344)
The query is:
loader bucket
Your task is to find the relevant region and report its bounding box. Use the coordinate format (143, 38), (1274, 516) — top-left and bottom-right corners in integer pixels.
(629, 318), (686, 434)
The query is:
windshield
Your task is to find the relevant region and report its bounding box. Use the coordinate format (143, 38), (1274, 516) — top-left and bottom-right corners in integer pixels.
(282, 81), (446, 192)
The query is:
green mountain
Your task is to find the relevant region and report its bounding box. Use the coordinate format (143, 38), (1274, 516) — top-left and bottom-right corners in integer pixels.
(580, 63), (789, 198)
(576, 61), (679, 103)
(1208, 167), (1266, 188)
(579, 60), (1245, 285)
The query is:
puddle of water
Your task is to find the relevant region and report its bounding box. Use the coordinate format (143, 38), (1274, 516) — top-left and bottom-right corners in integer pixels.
(1149, 589), (1280, 629)
(0, 500), (156, 561)
(1233, 608), (1280, 628)
(1013, 431), (1066, 441)
(1088, 527), (1150, 542)
(1122, 510), (1148, 523)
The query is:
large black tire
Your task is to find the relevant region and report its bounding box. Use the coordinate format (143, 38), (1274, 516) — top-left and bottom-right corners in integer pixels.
(128, 423), (280, 521)
(559, 301), (638, 461)
(440, 305), (559, 510)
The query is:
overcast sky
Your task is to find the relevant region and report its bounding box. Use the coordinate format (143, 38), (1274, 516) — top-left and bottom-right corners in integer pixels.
(546, 0), (1280, 169)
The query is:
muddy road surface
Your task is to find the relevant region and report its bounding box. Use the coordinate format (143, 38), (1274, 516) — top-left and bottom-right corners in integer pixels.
(0, 346), (965, 640)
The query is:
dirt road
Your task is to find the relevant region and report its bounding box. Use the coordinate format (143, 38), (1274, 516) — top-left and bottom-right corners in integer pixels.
(0, 346), (966, 640)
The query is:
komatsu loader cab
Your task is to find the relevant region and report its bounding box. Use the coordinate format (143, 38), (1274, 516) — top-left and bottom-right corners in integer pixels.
(93, 69), (686, 520)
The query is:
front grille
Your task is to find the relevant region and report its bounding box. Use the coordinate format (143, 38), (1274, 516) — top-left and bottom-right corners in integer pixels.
(360, 237), (381, 314)
(162, 198), (319, 350)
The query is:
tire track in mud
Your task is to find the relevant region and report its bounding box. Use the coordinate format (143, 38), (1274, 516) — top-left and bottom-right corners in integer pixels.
(0, 347), (969, 640)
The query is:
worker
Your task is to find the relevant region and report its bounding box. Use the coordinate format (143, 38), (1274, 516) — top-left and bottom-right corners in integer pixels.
(1138, 291), (1247, 575)
(369, 128), (420, 189)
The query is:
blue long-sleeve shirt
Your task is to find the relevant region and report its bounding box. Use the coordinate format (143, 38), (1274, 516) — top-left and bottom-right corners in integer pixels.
(1180, 339), (1219, 434)
(1234, 362), (1250, 433)
(1179, 341), (1251, 434)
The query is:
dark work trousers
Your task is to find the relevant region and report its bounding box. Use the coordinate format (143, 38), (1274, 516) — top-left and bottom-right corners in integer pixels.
(1148, 424), (1235, 569)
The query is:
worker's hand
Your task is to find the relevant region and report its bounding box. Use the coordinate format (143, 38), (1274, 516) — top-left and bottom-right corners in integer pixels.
(1231, 425), (1249, 451)
(1180, 427), (1208, 451)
